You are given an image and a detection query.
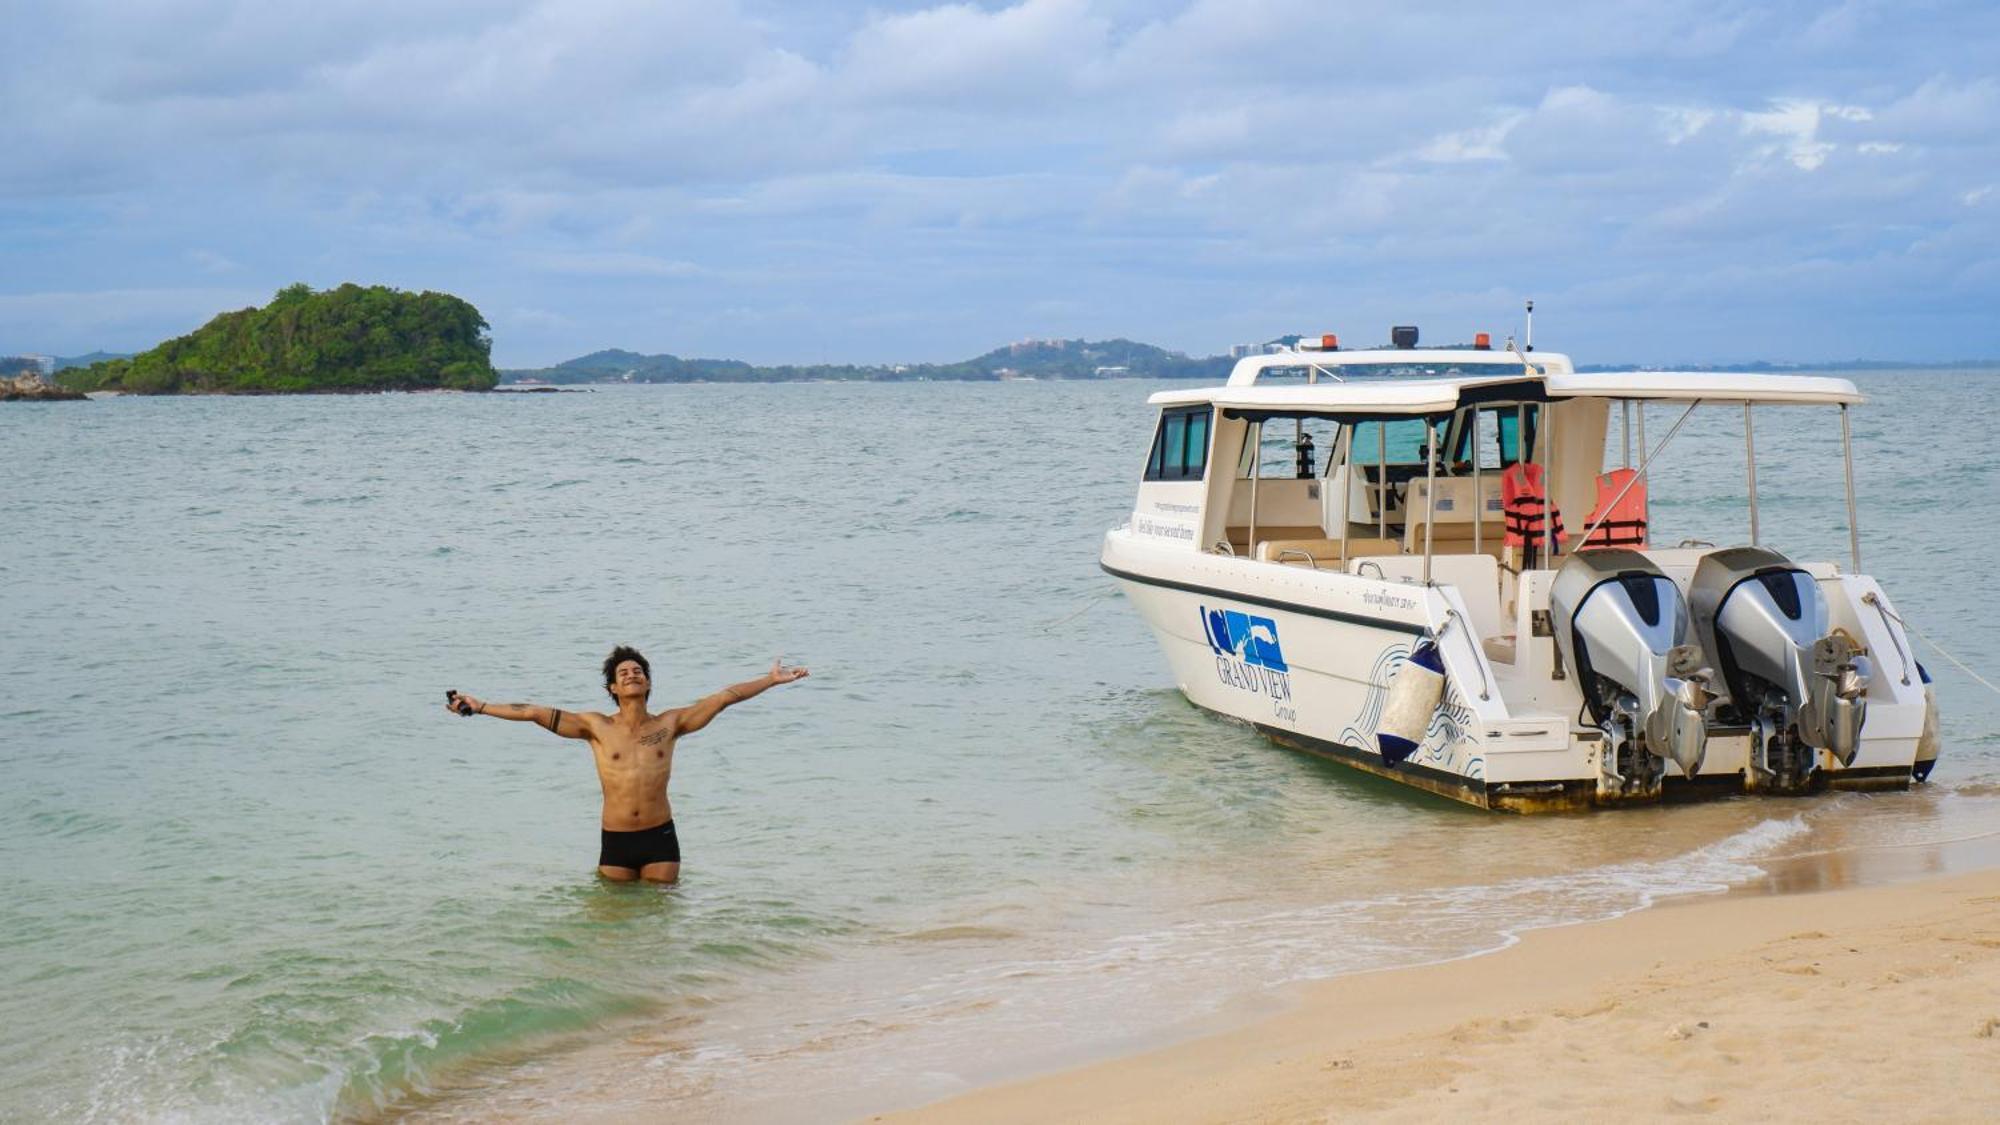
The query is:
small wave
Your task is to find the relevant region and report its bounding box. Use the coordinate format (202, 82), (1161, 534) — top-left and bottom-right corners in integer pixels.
(889, 925), (1025, 944)
(329, 980), (649, 1119)
(26, 807), (122, 840)
(543, 479), (585, 490)
(586, 815), (1820, 1119)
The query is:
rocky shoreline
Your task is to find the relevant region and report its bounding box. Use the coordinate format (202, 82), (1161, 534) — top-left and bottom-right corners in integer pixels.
(2, 375), (86, 402)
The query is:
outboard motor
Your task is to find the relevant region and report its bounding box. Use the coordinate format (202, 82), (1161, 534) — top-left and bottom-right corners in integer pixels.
(1689, 547), (1872, 793)
(1549, 550), (1714, 800)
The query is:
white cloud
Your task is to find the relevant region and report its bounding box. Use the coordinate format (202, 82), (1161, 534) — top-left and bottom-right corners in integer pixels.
(1867, 76), (2000, 142)
(503, 306), (573, 330)
(1741, 99), (1855, 170)
(837, 0), (1110, 105)
(0, 287), (267, 353)
(5, 1), (2000, 363)
(526, 253), (704, 278)
(187, 249), (243, 273)
(1412, 117), (1522, 164)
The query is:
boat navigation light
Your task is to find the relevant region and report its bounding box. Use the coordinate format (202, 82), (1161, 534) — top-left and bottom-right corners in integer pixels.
(1474, 332), (1492, 350)
(1392, 325), (1419, 349)
(1300, 333), (1339, 351)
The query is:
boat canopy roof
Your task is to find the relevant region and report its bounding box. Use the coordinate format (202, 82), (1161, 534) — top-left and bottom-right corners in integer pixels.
(1152, 364), (1863, 417)
(1221, 349), (1561, 387)
(1148, 376), (1547, 419)
(1546, 371), (1862, 405)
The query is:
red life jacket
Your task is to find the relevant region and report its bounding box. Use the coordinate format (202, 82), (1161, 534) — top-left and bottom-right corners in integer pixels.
(1582, 468), (1649, 549)
(1501, 461), (1563, 549)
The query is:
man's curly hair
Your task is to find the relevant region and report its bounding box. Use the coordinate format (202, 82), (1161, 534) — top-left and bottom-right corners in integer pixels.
(602, 646), (651, 701)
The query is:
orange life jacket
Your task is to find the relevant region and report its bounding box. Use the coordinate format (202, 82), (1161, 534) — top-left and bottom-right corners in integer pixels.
(1501, 461), (1563, 549)
(1582, 468), (1649, 549)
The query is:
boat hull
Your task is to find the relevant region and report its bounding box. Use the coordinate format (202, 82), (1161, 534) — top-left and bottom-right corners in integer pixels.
(1103, 530), (1924, 813)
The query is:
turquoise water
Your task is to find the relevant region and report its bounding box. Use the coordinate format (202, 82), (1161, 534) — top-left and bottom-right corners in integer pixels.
(2, 375), (1998, 1122)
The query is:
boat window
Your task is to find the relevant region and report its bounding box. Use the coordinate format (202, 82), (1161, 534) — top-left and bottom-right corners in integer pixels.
(1346, 418), (1449, 466)
(1257, 360), (1536, 380)
(1238, 416), (1339, 478)
(1453, 405), (1540, 466)
(1497, 409), (1527, 465)
(1144, 406), (1210, 481)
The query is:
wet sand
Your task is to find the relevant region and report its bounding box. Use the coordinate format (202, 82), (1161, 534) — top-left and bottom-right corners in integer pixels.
(886, 861), (2000, 1124)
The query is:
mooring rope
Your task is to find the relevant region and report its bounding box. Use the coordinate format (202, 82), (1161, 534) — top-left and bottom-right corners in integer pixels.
(1867, 596), (2000, 698)
(1041, 588), (1116, 633)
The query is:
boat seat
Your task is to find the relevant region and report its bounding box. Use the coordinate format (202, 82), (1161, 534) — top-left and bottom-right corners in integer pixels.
(1256, 536), (1403, 567)
(1403, 477), (1505, 557)
(1227, 525), (1321, 544)
(1224, 525), (1321, 555)
(1403, 518), (1507, 558)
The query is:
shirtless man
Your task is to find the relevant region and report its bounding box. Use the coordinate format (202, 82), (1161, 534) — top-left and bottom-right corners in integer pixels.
(445, 646), (808, 883)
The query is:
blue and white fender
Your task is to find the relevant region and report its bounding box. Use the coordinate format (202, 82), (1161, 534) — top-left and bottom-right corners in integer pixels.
(1377, 640), (1445, 766)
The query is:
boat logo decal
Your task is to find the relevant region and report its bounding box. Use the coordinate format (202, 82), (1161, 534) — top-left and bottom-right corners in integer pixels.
(1203, 606), (1288, 671)
(1201, 605), (1294, 704)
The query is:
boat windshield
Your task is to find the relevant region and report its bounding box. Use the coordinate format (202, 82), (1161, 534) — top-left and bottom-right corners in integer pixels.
(1253, 360), (1534, 383)
(1347, 417), (1450, 465)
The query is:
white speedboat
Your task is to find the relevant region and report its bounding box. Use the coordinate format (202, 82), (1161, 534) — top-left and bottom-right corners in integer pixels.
(1102, 328), (1939, 812)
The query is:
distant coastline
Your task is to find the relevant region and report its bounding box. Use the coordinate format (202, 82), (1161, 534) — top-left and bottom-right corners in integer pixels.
(498, 339), (1231, 385)
(501, 342), (2000, 386)
(15, 322), (2000, 396)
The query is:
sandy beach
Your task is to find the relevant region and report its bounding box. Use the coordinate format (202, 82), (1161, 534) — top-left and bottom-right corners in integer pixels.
(888, 865), (2000, 1124)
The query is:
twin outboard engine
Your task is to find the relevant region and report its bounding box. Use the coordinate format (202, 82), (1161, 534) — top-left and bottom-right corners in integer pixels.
(1549, 550), (1714, 800)
(1689, 547), (1871, 792)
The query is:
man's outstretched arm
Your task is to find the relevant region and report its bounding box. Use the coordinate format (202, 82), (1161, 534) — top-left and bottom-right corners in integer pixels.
(673, 658), (809, 737)
(444, 692), (594, 739)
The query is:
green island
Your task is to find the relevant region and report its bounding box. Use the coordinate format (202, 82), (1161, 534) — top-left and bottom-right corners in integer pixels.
(59, 283), (497, 394)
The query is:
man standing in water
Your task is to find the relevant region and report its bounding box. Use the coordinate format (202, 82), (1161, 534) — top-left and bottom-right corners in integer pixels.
(445, 647), (808, 883)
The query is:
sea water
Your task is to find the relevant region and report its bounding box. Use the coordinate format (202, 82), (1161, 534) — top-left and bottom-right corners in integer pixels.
(2, 374), (1998, 1122)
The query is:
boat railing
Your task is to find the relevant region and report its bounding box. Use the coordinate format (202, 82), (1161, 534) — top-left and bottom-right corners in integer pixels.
(1440, 607), (1492, 701)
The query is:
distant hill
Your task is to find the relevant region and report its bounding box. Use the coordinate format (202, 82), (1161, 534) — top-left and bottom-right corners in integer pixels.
(504, 337), (1233, 384)
(59, 283), (497, 395)
(56, 351), (131, 370)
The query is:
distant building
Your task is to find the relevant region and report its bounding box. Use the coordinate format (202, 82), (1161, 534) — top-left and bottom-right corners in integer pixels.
(0, 354), (54, 380)
(1009, 338), (1066, 354)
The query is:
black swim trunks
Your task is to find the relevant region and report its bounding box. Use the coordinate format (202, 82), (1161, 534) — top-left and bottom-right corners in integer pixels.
(599, 820), (680, 870)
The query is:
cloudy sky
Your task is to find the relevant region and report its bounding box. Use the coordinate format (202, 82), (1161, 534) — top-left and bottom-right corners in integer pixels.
(4, 0), (1997, 366)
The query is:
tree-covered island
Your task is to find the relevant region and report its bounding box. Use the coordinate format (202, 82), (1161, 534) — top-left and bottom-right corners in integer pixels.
(59, 283), (497, 394)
